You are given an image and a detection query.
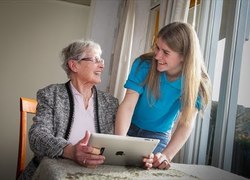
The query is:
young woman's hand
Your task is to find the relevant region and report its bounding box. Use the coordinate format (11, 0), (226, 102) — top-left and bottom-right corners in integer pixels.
(143, 153), (154, 170)
(152, 152), (171, 170)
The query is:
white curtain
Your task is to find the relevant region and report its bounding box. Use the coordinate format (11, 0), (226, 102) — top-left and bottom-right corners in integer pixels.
(109, 0), (150, 103)
(109, 0), (136, 103)
(159, 0), (190, 29)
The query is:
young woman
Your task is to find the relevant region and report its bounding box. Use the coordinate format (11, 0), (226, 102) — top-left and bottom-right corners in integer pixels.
(115, 22), (211, 170)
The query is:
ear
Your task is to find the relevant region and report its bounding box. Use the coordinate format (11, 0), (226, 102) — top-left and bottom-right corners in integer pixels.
(67, 59), (78, 73)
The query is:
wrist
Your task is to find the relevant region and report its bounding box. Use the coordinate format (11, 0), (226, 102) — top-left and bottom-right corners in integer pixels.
(62, 144), (75, 160)
(162, 153), (171, 163)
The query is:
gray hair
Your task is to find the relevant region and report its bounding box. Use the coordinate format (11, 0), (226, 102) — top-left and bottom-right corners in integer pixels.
(61, 40), (102, 77)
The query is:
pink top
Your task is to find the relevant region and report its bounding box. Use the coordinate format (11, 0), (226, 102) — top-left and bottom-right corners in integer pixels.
(68, 82), (96, 145)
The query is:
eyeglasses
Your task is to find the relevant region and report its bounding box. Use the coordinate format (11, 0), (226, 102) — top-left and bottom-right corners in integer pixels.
(79, 57), (104, 64)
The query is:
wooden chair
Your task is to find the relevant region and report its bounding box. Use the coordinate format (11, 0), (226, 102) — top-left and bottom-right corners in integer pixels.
(16, 97), (37, 179)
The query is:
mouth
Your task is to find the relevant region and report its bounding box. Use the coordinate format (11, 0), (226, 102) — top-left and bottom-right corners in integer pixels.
(158, 61), (166, 65)
(94, 71), (102, 76)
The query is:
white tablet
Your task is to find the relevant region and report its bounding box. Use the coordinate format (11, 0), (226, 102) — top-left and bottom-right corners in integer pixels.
(87, 133), (160, 167)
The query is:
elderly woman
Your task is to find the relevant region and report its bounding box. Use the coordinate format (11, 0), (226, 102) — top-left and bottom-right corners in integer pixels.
(19, 40), (119, 179)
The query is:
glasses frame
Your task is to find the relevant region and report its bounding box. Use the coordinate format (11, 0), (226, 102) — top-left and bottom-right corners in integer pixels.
(79, 57), (104, 64)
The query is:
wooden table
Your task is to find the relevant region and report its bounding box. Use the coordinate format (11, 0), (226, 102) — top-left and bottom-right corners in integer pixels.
(32, 157), (248, 180)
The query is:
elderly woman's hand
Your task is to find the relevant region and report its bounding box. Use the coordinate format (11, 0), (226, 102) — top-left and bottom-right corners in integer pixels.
(74, 131), (105, 168)
(63, 131), (105, 168)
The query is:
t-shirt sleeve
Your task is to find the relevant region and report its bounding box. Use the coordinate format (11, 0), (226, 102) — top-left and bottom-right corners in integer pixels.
(124, 58), (150, 94)
(195, 95), (201, 110)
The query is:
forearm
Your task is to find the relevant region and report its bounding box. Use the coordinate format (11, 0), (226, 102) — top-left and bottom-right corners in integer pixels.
(162, 111), (197, 161)
(29, 123), (68, 158)
(162, 122), (193, 161)
(115, 103), (133, 135)
(115, 89), (139, 136)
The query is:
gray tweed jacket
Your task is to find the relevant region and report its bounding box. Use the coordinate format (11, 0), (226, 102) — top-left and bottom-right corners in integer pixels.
(19, 81), (119, 180)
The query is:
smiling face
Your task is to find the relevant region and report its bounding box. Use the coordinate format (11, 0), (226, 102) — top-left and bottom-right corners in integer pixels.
(154, 37), (183, 79)
(69, 47), (104, 86)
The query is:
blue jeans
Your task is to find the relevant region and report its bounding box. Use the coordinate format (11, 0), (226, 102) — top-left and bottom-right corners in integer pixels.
(127, 123), (171, 153)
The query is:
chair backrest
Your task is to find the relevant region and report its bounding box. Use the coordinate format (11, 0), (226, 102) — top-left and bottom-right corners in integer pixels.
(16, 97), (37, 179)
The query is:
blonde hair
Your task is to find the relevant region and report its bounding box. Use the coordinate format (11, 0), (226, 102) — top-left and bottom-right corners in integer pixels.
(142, 22), (211, 125)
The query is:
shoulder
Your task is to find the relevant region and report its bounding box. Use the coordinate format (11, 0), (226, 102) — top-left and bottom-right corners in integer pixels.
(36, 83), (68, 102)
(96, 90), (119, 112)
(38, 83), (66, 95)
(96, 90), (118, 105)
(130, 56), (151, 76)
(133, 56), (151, 68)
(140, 52), (154, 60)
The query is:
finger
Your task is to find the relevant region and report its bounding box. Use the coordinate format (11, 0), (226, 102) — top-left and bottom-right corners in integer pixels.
(85, 158), (105, 166)
(92, 147), (101, 155)
(82, 153), (105, 162)
(153, 153), (161, 163)
(152, 153), (162, 167)
(143, 153), (154, 169)
(153, 153), (169, 168)
(80, 146), (102, 155)
(158, 160), (171, 170)
(154, 152), (161, 159)
(79, 130), (91, 146)
(144, 162), (153, 170)
(79, 155), (104, 167)
(143, 157), (153, 163)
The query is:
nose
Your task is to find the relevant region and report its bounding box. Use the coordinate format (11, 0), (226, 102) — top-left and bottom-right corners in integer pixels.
(154, 50), (162, 60)
(98, 62), (104, 69)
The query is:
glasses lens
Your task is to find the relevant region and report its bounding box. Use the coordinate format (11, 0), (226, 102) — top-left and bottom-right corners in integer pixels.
(80, 57), (104, 64)
(97, 58), (104, 64)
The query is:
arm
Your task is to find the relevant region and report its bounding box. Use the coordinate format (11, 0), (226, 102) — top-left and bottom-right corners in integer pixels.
(163, 110), (197, 160)
(153, 110), (198, 169)
(29, 87), (69, 158)
(115, 89), (139, 135)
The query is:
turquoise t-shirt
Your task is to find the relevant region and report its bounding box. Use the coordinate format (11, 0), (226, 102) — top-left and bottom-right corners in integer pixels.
(124, 58), (200, 133)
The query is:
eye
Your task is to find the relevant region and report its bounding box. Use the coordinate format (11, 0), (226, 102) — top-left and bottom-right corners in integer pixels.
(163, 51), (169, 55)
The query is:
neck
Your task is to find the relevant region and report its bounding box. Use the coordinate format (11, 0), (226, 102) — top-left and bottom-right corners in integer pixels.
(166, 71), (181, 81)
(70, 77), (93, 95)
(70, 79), (93, 109)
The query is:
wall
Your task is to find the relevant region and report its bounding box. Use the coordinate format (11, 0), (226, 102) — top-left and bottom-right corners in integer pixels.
(0, 1), (89, 179)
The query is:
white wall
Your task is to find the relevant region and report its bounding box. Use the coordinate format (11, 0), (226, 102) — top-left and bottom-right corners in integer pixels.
(0, 1), (89, 179)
